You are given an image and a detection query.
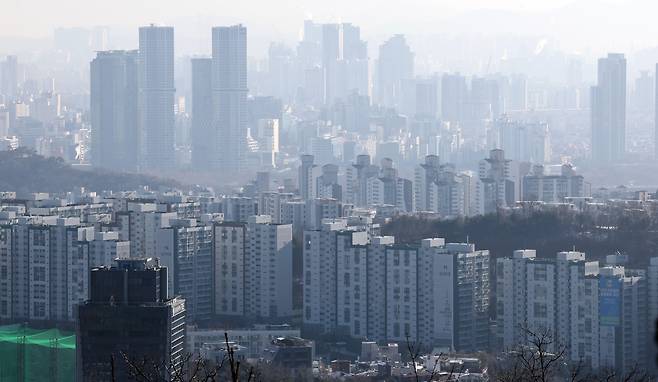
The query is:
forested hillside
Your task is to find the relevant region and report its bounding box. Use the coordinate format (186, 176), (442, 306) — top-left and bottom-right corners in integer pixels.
(383, 210), (658, 266)
(0, 149), (181, 194)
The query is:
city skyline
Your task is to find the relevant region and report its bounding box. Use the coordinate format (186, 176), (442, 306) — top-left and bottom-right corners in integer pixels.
(3, 2), (658, 379)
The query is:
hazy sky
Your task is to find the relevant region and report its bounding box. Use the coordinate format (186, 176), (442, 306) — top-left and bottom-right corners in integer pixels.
(3, 0), (577, 36)
(1, 0), (655, 57)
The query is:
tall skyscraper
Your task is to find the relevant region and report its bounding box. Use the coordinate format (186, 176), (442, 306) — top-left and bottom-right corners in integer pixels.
(90, 50), (139, 171)
(376, 35), (414, 109)
(298, 154), (318, 201)
(591, 53), (626, 163)
(139, 25), (175, 170)
(321, 23), (340, 104)
(77, 258), (186, 381)
(655, 63), (658, 159)
(0, 55), (18, 100)
(190, 57), (213, 170)
(212, 25), (248, 173)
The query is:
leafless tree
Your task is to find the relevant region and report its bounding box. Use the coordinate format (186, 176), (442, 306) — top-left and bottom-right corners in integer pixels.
(405, 334), (463, 382)
(493, 326), (653, 382)
(117, 332), (255, 382)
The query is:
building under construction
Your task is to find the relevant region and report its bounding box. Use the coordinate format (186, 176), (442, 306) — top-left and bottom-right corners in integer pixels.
(0, 324), (75, 381)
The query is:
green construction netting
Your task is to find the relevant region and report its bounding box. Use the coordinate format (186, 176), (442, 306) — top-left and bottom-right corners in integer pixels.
(0, 324), (76, 382)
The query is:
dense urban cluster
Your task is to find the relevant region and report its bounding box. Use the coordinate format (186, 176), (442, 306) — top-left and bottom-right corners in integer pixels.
(1, 6), (658, 382)
(0, 184), (654, 379)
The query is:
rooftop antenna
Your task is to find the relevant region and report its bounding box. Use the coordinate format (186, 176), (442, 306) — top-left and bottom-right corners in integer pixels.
(466, 235), (469, 244)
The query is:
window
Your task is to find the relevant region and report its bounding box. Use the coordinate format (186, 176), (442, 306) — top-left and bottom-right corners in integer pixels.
(34, 267), (46, 282)
(533, 303), (547, 318)
(344, 308), (350, 323)
(533, 266), (548, 281)
(33, 302), (45, 317)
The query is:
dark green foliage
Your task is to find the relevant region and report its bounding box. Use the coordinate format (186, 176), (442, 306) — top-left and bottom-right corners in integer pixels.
(0, 148), (180, 194)
(383, 210), (658, 266)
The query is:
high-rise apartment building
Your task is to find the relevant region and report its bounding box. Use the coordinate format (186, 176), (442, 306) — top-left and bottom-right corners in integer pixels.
(0, 55), (18, 100)
(298, 155), (320, 201)
(476, 149), (517, 215)
(303, 225), (490, 351)
(496, 250), (649, 372)
(212, 25), (248, 173)
(591, 53), (626, 163)
(139, 25), (175, 170)
(214, 216), (293, 321)
(376, 35), (414, 109)
(494, 118), (550, 164)
(115, 201), (177, 259)
(522, 164), (588, 203)
(90, 50), (139, 171)
(157, 218), (214, 322)
(0, 217), (127, 322)
(414, 156), (472, 217)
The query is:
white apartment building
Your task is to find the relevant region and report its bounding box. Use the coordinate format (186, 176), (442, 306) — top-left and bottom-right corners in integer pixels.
(304, 227), (490, 351)
(303, 219), (368, 334)
(214, 215), (293, 321)
(115, 201), (176, 258)
(496, 251), (649, 372)
(0, 217), (125, 322)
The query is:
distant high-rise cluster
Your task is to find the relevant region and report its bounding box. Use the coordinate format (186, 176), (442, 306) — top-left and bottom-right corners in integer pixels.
(591, 53), (626, 163)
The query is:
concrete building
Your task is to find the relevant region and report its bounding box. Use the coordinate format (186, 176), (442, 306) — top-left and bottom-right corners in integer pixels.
(303, 220), (368, 334)
(591, 53), (626, 163)
(157, 218), (214, 322)
(77, 258), (186, 381)
(522, 164), (588, 203)
(212, 25), (248, 173)
(376, 35), (414, 109)
(496, 250), (649, 372)
(138, 25), (175, 170)
(598, 266), (647, 373)
(115, 201), (176, 259)
(304, 227), (490, 351)
(298, 154), (320, 201)
(0, 217), (101, 322)
(494, 118), (550, 164)
(0, 56), (18, 100)
(414, 156), (472, 218)
(221, 196), (256, 223)
(476, 149), (516, 215)
(90, 50), (139, 171)
(214, 216), (293, 321)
